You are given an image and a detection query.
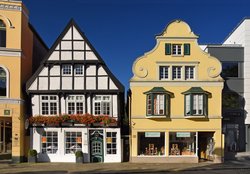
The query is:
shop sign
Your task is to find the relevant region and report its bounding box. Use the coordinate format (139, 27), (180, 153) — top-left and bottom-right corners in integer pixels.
(176, 132), (190, 138)
(145, 132), (160, 137)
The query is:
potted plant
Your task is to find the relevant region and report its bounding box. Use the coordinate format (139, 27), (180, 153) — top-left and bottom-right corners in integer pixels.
(75, 151), (84, 163)
(28, 149), (37, 163)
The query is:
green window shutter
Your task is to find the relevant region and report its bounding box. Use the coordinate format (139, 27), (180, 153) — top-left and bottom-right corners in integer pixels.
(165, 43), (171, 55)
(184, 43), (190, 55)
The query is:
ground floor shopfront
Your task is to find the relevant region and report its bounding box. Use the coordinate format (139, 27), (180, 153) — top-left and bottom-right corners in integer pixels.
(130, 129), (224, 163)
(31, 127), (121, 163)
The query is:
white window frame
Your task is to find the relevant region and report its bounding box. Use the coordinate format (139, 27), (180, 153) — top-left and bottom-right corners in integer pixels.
(74, 65), (84, 76)
(193, 94), (204, 115)
(172, 44), (182, 55)
(0, 66), (9, 98)
(106, 131), (117, 155)
(185, 66), (195, 80)
(41, 131), (58, 154)
(159, 66), (169, 80)
(66, 95), (85, 114)
(62, 64), (72, 76)
(93, 95), (112, 116)
(65, 131), (82, 154)
(172, 66), (182, 80)
(40, 95), (58, 115)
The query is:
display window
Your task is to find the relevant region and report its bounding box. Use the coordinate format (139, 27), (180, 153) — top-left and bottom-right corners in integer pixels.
(169, 132), (196, 156)
(138, 132), (165, 156)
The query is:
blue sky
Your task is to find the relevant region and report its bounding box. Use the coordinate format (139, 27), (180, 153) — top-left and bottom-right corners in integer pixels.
(23, 0), (250, 90)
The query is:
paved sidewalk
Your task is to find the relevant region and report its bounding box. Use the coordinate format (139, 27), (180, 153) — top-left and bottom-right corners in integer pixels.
(0, 160), (250, 174)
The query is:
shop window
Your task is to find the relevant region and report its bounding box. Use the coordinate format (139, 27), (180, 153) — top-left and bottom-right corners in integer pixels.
(169, 132), (196, 156)
(0, 67), (6, 97)
(66, 95), (85, 114)
(106, 132), (117, 154)
(41, 95), (58, 115)
(0, 20), (6, 47)
(137, 132), (165, 156)
(41, 131), (58, 154)
(65, 132), (82, 154)
(221, 62), (238, 78)
(93, 95), (111, 116)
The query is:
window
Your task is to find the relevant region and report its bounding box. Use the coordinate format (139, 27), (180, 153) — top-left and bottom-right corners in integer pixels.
(93, 95), (111, 116)
(159, 66), (169, 80)
(147, 94), (166, 115)
(106, 132), (117, 154)
(67, 95), (85, 114)
(75, 65), (83, 75)
(62, 65), (72, 75)
(0, 67), (6, 97)
(138, 132), (165, 156)
(185, 94), (208, 116)
(65, 132), (82, 154)
(172, 44), (182, 55)
(41, 95), (58, 115)
(0, 20), (6, 47)
(221, 62), (238, 78)
(169, 132), (196, 156)
(172, 66), (182, 80)
(185, 66), (195, 80)
(41, 131), (58, 154)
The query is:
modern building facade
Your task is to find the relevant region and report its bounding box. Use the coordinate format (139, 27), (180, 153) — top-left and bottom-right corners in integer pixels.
(0, 0), (47, 162)
(129, 20), (224, 163)
(26, 20), (124, 163)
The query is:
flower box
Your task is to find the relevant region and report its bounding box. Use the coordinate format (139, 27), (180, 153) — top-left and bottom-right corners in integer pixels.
(61, 122), (73, 126)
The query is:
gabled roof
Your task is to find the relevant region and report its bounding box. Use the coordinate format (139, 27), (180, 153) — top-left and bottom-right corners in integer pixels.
(26, 19), (124, 93)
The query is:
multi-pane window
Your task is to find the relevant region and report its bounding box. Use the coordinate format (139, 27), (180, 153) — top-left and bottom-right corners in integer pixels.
(93, 95), (111, 116)
(75, 65), (83, 75)
(185, 66), (195, 80)
(0, 20), (6, 47)
(65, 132), (82, 154)
(159, 66), (169, 80)
(147, 94), (167, 116)
(92, 141), (102, 154)
(41, 95), (58, 115)
(62, 65), (72, 75)
(185, 94), (207, 116)
(0, 67), (6, 97)
(67, 95), (85, 114)
(172, 44), (182, 55)
(41, 131), (58, 154)
(172, 66), (182, 80)
(106, 132), (117, 154)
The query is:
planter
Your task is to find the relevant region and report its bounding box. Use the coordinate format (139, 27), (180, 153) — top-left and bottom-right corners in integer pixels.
(76, 157), (84, 163)
(32, 123), (45, 127)
(28, 156), (37, 163)
(107, 123), (117, 127)
(61, 122), (73, 126)
(74, 123), (87, 127)
(46, 123), (60, 127)
(92, 123), (102, 127)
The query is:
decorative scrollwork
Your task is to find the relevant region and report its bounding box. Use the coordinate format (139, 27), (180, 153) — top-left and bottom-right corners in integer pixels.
(134, 66), (148, 78)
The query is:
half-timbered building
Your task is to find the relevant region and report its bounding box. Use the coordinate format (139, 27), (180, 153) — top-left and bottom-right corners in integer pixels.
(26, 19), (124, 163)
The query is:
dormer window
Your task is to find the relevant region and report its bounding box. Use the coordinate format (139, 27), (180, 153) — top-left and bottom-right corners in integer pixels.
(144, 87), (173, 117)
(0, 20), (6, 47)
(182, 87), (210, 117)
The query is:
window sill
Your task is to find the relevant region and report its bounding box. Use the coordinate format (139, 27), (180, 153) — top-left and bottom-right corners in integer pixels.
(172, 55), (183, 57)
(184, 115), (207, 119)
(146, 115), (168, 119)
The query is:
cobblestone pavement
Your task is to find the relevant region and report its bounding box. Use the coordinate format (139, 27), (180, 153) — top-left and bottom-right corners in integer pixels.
(0, 160), (250, 174)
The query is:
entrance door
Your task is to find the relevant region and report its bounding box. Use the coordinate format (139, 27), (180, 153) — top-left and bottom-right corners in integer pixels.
(89, 130), (103, 162)
(0, 118), (12, 160)
(198, 132), (214, 161)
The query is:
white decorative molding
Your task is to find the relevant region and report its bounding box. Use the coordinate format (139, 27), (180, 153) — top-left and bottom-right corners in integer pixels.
(0, 48), (21, 57)
(130, 81), (224, 87)
(0, 98), (25, 104)
(0, 3), (22, 11)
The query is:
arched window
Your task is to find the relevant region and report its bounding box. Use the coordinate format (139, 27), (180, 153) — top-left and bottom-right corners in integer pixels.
(0, 19), (6, 47)
(0, 67), (6, 97)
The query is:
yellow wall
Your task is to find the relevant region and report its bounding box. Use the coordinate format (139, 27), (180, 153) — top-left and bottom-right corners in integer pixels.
(130, 20), (224, 163)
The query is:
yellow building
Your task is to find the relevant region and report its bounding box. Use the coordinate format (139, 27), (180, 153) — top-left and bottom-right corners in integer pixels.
(0, 0), (47, 162)
(129, 20), (224, 163)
